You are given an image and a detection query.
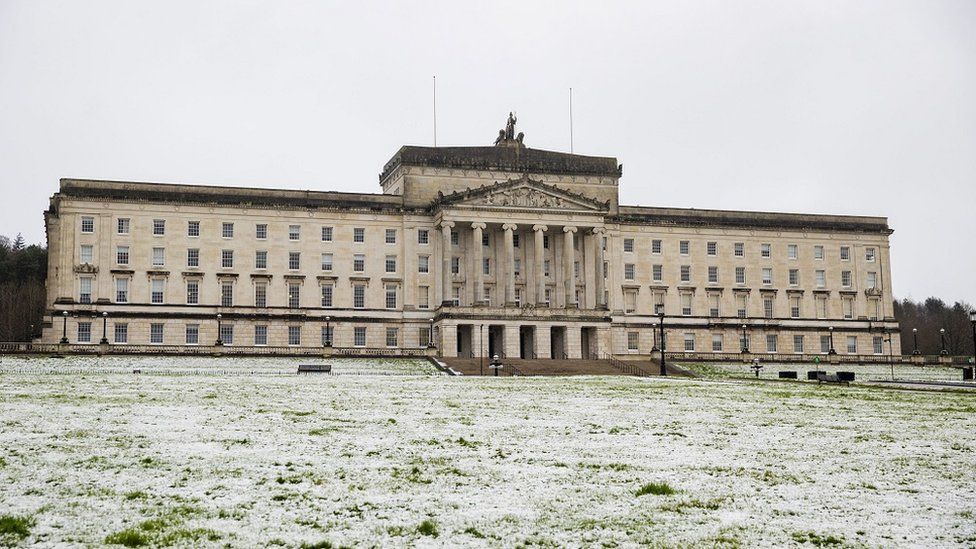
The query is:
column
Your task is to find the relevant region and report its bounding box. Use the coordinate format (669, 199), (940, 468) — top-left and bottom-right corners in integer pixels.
(591, 228), (606, 309)
(563, 226), (577, 308)
(502, 223), (517, 306)
(471, 222), (486, 305)
(440, 221), (454, 306)
(533, 224), (548, 305)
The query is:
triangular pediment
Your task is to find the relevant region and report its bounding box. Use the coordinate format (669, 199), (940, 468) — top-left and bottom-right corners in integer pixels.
(433, 175), (609, 212)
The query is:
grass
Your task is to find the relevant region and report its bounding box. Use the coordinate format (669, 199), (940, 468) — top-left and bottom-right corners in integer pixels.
(0, 514), (34, 544)
(417, 519), (439, 537)
(635, 481), (676, 496)
(104, 528), (149, 547)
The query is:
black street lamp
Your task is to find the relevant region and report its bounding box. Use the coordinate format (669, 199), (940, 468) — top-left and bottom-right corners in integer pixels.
(740, 324), (749, 354)
(939, 328), (948, 356)
(428, 318), (435, 348)
(658, 312), (667, 376)
(215, 313), (223, 346)
(828, 326), (836, 355)
(651, 322), (659, 353)
(911, 327), (920, 355)
(324, 316), (332, 347)
(490, 354), (501, 377)
(479, 324), (484, 376)
(100, 311), (108, 344)
(60, 310), (69, 344)
(970, 311), (976, 370)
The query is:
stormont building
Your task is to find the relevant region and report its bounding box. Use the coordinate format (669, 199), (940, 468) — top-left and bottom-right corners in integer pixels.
(37, 116), (900, 361)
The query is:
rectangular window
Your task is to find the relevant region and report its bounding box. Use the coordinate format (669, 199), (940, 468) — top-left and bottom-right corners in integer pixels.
(116, 246), (130, 265)
(787, 244), (798, 259)
(418, 326), (430, 347)
(79, 277), (92, 304)
(152, 219), (165, 236)
(222, 222), (234, 238)
(843, 297), (854, 319)
(841, 271), (852, 287)
(624, 263), (635, 280)
(766, 334), (778, 353)
(417, 228), (429, 245)
(385, 255), (397, 273)
(652, 264), (662, 282)
(321, 226), (333, 242)
(219, 324), (234, 345)
(761, 268), (772, 285)
(735, 267), (745, 285)
(288, 326), (301, 346)
(513, 233), (520, 248)
(288, 252), (301, 270)
(117, 218), (130, 234)
(736, 293), (747, 318)
(77, 322), (92, 343)
(740, 332), (749, 352)
(386, 327), (398, 348)
(321, 325), (333, 347)
(867, 272), (877, 289)
(870, 298), (881, 320)
(820, 335), (831, 354)
(451, 231), (459, 246)
(221, 250), (234, 268)
(151, 279), (164, 304)
(288, 283), (301, 308)
(816, 270), (826, 287)
(452, 286), (461, 306)
(418, 285), (429, 309)
(847, 335), (857, 354)
(873, 336), (883, 355)
(255, 250), (268, 269)
(624, 290), (637, 313)
(516, 288), (524, 307)
(654, 292), (665, 315)
(865, 247), (876, 262)
(708, 266), (718, 283)
(623, 238), (634, 253)
(354, 254), (365, 272)
(385, 285), (397, 309)
(680, 265), (691, 283)
(683, 333), (695, 352)
(790, 296), (801, 318)
(81, 216), (95, 233)
(221, 282), (233, 307)
(185, 324), (199, 345)
(679, 240), (690, 255)
(152, 247), (165, 267)
(115, 278), (129, 303)
(734, 242), (744, 257)
(761, 243), (771, 258)
(255, 224), (267, 240)
(150, 323), (164, 344)
(707, 241), (717, 256)
(482, 258), (490, 276)
(651, 239), (662, 254)
(321, 253), (333, 271)
(186, 280), (199, 304)
(289, 225), (301, 241)
(254, 325), (268, 346)
(793, 335), (804, 353)
(451, 257), (460, 274)
(712, 334), (723, 352)
(254, 283), (267, 307)
(114, 323), (128, 344)
(814, 245), (824, 260)
(763, 296), (774, 318)
(543, 235), (550, 249)
(320, 284), (333, 307)
(816, 295), (827, 318)
(483, 286), (491, 304)
(840, 246), (850, 261)
(544, 260), (551, 277)
(354, 227), (365, 243)
(418, 255), (430, 274)
(80, 244), (94, 263)
(482, 233), (490, 247)
(354, 326), (367, 347)
(627, 332), (639, 351)
(681, 293), (692, 316)
(385, 229), (396, 244)
(709, 294), (720, 317)
(545, 288), (552, 307)
(187, 248), (200, 268)
(188, 220), (200, 237)
(788, 269), (799, 286)
(353, 284), (365, 308)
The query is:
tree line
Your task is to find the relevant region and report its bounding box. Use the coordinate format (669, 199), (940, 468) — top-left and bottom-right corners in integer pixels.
(892, 298), (974, 356)
(0, 234), (48, 341)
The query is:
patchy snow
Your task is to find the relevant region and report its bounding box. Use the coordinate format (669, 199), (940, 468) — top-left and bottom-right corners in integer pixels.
(1, 357), (974, 547)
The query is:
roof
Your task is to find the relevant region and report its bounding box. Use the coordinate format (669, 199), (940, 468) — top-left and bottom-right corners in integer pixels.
(615, 205), (891, 234)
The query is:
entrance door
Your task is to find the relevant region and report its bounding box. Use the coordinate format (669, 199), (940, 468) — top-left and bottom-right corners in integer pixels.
(519, 326), (535, 359)
(581, 327), (597, 359)
(456, 325), (473, 358)
(488, 325), (505, 358)
(550, 326), (567, 359)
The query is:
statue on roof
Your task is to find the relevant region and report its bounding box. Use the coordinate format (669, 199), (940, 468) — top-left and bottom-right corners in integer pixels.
(505, 112), (517, 140)
(495, 112), (523, 147)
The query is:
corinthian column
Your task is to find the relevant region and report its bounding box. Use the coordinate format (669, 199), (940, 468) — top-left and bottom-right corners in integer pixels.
(502, 223), (517, 306)
(591, 227), (606, 309)
(533, 224), (548, 306)
(440, 221), (455, 306)
(563, 226), (578, 308)
(471, 222), (486, 305)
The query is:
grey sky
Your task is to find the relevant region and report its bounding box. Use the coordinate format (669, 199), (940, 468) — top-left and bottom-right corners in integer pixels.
(1, 0), (973, 303)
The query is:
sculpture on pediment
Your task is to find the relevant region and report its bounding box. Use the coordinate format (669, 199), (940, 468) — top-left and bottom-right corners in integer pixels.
(477, 186), (570, 208)
(494, 112), (524, 147)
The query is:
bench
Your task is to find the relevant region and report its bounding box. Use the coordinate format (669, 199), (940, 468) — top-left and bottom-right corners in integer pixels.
(297, 364), (332, 374)
(816, 372), (848, 385)
(778, 371), (798, 379)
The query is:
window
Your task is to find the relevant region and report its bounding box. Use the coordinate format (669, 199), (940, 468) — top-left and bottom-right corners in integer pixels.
(543, 235), (550, 249)
(354, 254), (365, 272)
(385, 255), (397, 273)
(816, 295), (827, 318)
(654, 292), (665, 315)
(219, 324), (234, 345)
(545, 288), (552, 307)
(873, 336), (884, 355)
(707, 241), (717, 256)
(255, 250), (268, 269)
(869, 298), (881, 320)
(627, 332), (639, 351)
(288, 326), (301, 346)
(681, 293), (692, 316)
(353, 228), (365, 243)
(254, 224), (267, 240)
(254, 325), (268, 346)
(623, 238), (634, 253)
(418, 285), (429, 309)
(80, 245), (93, 264)
(712, 334), (723, 352)
(417, 255), (429, 274)
(761, 268), (772, 285)
(513, 234), (520, 248)
(624, 264), (635, 280)
(816, 270), (826, 287)
(814, 245), (824, 260)
(382, 228), (396, 244)
(288, 283), (301, 308)
(150, 323), (164, 344)
(151, 279), (164, 304)
(186, 280), (199, 304)
(846, 335), (857, 354)
(793, 335), (804, 353)
(787, 244), (798, 260)
(386, 327), (398, 348)
(185, 324), (199, 345)
(321, 226), (333, 242)
(840, 246), (850, 261)
(652, 264), (663, 282)
(417, 228), (429, 245)
(516, 288), (524, 307)
(385, 285), (397, 309)
(77, 322), (92, 343)
(683, 333), (695, 352)
(843, 296), (854, 319)
(114, 323), (128, 344)
(254, 283), (267, 307)
(841, 270), (852, 287)
(321, 325), (334, 347)
(482, 258), (490, 276)
(820, 335), (831, 354)
(452, 286), (461, 306)
(353, 284), (365, 308)
(81, 216), (95, 233)
(709, 294), (720, 317)
(763, 296), (774, 318)
(766, 334), (778, 353)
(740, 332), (750, 352)
(679, 240), (689, 255)
(152, 219), (165, 236)
(624, 290), (637, 313)
(451, 257), (460, 275)
(79, 277), (92, 303)
(321, 253), (333, 271)
(451, 231), (459, 246)
(188, 221), (200, 237)
(418, 326), (430, 347)
(221, 282), (233, 307)
(222, 222), (234, 238)
(354, 326), (367, 347)
(788, 269), (799, 286)
(867, 272), (877, 289)
(289, 225), (301, 241)
(320, 284), (333, 307)
(790, 296), (801, 318)
(187, 249), (200, 268)
(734, 242), (744, 257)
(221, 250), (234, 269)
(865, 247), (876, 262)
(708, 266), (718, 284)
(116, 246), (130, 265)
(152, 247), (165, 267)
(736, 293), (747, 318)
(482, 233), (490, 247)
(761, 243), (771, 258)
(117, 218), (130, 234)
(680, 265), (691, 283)
(735, 267), (745, 285)
(115, 278), (129, 303)
(288, 252), (301, 270)
(544, 260), (551, 277)
(483, 286), (491, 304)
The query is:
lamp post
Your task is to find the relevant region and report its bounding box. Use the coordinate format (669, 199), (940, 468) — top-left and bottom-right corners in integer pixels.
(428, 318), (435, 348)
(939, 328), (948, 356)
(970, 311), (976, 372)
(490, 354), (501, 377)
(60, 310), (69, 344)
(100, 311), (108, 344)
(658, 312), (667, 376)
(911, 328), (919, 355)
(651, 322), (659, 352)
(740, 324), (749, 354)
(828, 326), (836, 355)
(324, 316), (332, 347)
(479, 324), (484, 376)
(215, 313), (223, 346)
(886, 334), (895, 381)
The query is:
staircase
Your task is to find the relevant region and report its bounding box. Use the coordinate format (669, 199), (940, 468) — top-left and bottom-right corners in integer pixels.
(441, 357), (641, 377)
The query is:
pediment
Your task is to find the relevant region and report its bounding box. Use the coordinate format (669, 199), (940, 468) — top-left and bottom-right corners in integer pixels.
(434, 175), (608, 212)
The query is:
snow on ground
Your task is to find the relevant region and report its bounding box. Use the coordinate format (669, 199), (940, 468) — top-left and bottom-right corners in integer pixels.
(691, 360), (965, 383)
(1, 357), (975, 547)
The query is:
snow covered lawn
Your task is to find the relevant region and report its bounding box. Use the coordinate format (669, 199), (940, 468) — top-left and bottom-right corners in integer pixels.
(1, 359), (974, 547)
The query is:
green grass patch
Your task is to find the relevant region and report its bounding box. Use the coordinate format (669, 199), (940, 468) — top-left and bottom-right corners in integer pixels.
(0, 514), (35, 544)
(417, 519), (439, 537)
(635, 481), (676, 496)
(791, 531), (845, 546)
(104, 528), (150, 547)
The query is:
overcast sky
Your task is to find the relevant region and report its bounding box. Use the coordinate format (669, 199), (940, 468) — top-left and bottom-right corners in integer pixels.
(0, 1), (973, 303)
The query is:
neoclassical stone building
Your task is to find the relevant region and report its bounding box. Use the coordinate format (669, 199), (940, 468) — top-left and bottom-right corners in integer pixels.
(38, 120), (900, 359)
